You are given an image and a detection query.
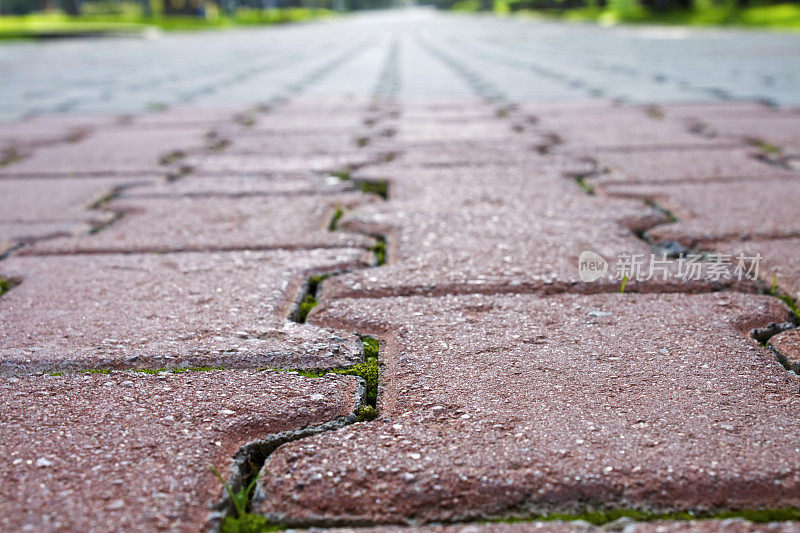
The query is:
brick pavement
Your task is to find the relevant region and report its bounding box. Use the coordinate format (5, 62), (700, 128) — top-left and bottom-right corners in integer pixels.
(1, 22), (800, 532)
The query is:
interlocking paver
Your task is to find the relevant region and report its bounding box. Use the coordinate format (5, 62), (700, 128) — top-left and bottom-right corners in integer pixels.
(255, 292), (799, 524)
(120, 174), (352, 199)
(0, 221), (90, 254)
(599, 179), (800, 247)
(184, 152), (385, 175)
(0, 370), (359, 532)
(771, 329), (800, 375)
(25, 193), (376, 254)
(128, 105), (250, 127)
(0, 126), (210, 178)
(322, 164), (759, 299)
(715, 237), (800, 301)
(542, 111), (738, 151)
(0, 176), (148, 223)
(583, 147), (795, 186)
(686, 115), (800, 154)
(0, 114), (118, 152)
(221, 132), (377, 156)
(0, 249), (370, 373)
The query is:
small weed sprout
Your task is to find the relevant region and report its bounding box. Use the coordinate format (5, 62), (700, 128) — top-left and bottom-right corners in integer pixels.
(211, 464), (259, 518)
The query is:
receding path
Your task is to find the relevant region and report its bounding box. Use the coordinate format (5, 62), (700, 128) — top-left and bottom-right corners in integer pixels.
(1, 10), (800, 532)
(2, 9), (800, 121)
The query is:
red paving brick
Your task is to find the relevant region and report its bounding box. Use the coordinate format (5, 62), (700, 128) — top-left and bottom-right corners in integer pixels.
(121, 174), (352, 199)
(1, 220), (90, 252)
(0, 126), (210, 178)
(255, 292), (799, 525)
(582, 147), (795, 186)
(715, 237), (800, 301)
(0, 370), (359, 532)
(0, 176), (149, 223)
(598, 179), (800, 247)
(540, 112), (738, 151)
(221, 132), (378, 155)
(184, 152), (386, 175)
(3, 97), (800, 531)
(0, 249), (371, 373)
(25, 193), (376, 254)
(128, 105), (250, 127)
(772, 329), (800, 376)
(0, 114), (118, 152)
(689, 116), (800, 154)
(321, 165), (760, 299)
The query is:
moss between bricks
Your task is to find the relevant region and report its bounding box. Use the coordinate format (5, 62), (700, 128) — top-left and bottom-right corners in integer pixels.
(222, 506), (800, 532)
(488, 507), (800, 526)
(294, 274), (331, 324)
(290, 336), (379, 408)
(223, 337), (381, 533)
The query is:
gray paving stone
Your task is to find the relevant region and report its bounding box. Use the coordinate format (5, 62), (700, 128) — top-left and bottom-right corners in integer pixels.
(0, 249), (371, 373)
(0, 370), (359, 532)
(255, 292), (799, 524)
(25, 193), (376, 255)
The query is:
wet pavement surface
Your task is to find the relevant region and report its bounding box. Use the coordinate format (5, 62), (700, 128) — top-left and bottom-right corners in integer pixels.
(1, 8), (800, 532)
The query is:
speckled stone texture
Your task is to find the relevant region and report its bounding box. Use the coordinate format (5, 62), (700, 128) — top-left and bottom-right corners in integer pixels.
(120, 174), (353, 199)
(0, 114), (118, 153)
(598, 179), (800, 248)
(690, 115), (800, 154)
(184, 152), (387, 175)
(1, 220), (91, 252)
(582, 147), (795, 186)
(25, 193), (376, 254)
(320, 164), (759, 299)
(771, 329), (800, 376)
(0, 370), (359, 532)
(539, 111), (736, 151)
(715, 237), (800, 302)
(0, 249), (371, 373)
(0, 176), (149, 223)
(0, 126), (209, 177)
(255, 292), (799, 525)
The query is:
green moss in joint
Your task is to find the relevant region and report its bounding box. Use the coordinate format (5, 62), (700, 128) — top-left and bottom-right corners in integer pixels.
(328, 207), (343, 232)
(489, 507), (800, 526)
(0, 278), (11, 297)
(357, 179), (388, 200)
(371, 239), (387, 266)
(221, 513), (282, 533)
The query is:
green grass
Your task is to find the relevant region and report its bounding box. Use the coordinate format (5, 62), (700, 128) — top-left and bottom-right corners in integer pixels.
(499, 2), (800, 30)
(0, 8), (332, 40)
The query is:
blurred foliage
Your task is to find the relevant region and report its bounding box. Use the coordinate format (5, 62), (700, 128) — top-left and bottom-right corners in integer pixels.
(438, 0), (800, 29)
